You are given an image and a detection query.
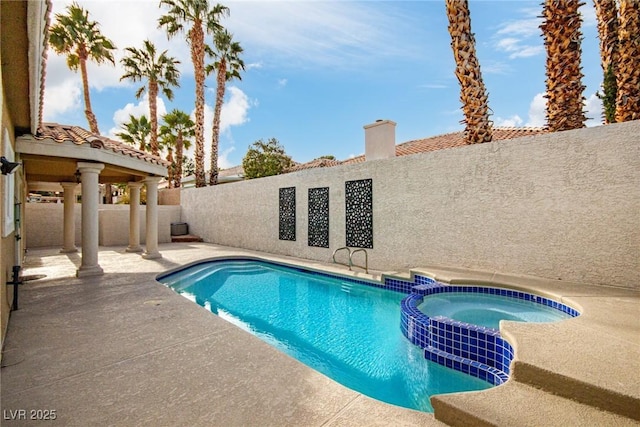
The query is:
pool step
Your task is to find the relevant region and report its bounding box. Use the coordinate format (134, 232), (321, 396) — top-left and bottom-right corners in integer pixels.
(431, 381), (638, 427)
(171, 234), (203, 243)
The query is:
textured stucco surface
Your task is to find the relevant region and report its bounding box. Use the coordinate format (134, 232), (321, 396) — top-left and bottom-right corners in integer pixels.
(25, 204), (181, 247)
(181, 121), (640, 289)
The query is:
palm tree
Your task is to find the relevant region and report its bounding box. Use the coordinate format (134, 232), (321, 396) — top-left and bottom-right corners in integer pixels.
(116, 114), (151, 152)
(159, 0), (229, 187)
(160, 109), (195, 188)
(615, 2), (640, 122)
(206, 29), (245, 186)
(120, 40), (180, 156)
(445, 0), (492, 144)
(540, 0), (587, 131)
(594, 0), (619, 124)
(49, 2), (116, 134)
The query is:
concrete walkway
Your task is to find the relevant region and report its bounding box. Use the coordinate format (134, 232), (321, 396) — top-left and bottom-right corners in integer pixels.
(2, 243), (638, 426)
(1, 244), (443, 427)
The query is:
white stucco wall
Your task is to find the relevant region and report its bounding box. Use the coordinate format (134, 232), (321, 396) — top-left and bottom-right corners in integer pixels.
(25, 204), (181, 247)
(181, 121), (640, 289)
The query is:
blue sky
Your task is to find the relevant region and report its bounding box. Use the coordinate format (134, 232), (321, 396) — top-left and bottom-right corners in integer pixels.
(43, 0), (604, 169)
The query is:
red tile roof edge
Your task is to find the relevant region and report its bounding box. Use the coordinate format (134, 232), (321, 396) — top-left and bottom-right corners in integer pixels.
(35, 122), (170, 168)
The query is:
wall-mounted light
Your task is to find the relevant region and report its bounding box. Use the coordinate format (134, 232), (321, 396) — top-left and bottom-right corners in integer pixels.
(74, 170), (81, 183)
(1, 156), (20, 175)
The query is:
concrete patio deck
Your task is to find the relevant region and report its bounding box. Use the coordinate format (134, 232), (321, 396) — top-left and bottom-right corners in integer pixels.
(1, 243), (638, 426)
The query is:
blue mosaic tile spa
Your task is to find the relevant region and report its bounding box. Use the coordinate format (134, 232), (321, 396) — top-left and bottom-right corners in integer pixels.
(391, 273), (580, 385)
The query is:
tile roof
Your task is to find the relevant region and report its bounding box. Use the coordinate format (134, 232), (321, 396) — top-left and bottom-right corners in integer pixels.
(35, 122), (169, 167)
(285, 157), (341, 173)
(37, 0), (53, 130)
(219, 164), (245, 178)
(339, 127), (547, 166)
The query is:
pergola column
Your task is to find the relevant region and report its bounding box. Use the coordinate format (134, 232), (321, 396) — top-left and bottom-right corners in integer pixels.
(126, 181), (144, 253)
(60, 182), (78, 253)
(77, 162), (105, 277)
(142, 176), (162, 260)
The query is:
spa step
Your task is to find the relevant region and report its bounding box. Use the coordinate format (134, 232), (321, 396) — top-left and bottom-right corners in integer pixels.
(171, 234), (203, 243)
(431, 381), (638, 427)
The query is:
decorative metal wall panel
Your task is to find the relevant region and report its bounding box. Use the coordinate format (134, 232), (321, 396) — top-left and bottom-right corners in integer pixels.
(279, 187), (296, 241)
(308, 187), (329, 247)
(345, 179), (373, 248)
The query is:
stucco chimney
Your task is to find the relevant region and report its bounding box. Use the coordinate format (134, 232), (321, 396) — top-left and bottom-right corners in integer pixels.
(364, 119), (396, 161)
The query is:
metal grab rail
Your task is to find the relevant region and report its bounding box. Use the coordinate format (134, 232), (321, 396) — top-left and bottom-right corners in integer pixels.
(350, 249), (369, 274)
(332, 246), (351, 269)
(332, 247), (369, 274)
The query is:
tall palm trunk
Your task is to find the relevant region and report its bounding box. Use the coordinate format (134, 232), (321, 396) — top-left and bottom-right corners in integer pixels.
(190, 22), (207, 188)
(166, 149), (175, 188)
(79, 47), (100, 134)
(445, 0), (492, 144)
(209, 57), (226, 186)
(615, 1), (640, 122)
(541, 0), (587, 131)
(174, 131), (184, 189)
(149, 80), (159, 155)
(594, 0), (619, 124)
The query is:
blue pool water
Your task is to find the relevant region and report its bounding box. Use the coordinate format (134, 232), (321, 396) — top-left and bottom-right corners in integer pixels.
(418, 293), (573, 330)
(159, 259), (492, 412)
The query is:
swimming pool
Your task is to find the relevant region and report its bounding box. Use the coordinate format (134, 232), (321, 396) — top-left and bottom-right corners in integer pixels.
(158, 258), (491, 412)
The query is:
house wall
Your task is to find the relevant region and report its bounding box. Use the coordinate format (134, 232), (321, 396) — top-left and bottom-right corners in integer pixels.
(1, 79), (26, 349)
(25, 204), (181, 248)
(159, 188), (180, 205)
(181, 121), (640, 289)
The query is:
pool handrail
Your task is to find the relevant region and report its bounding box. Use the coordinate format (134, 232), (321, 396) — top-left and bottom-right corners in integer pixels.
(350, 249), (369, 274)
(332, 247), (369, 274)
(332, 246), (352, 270)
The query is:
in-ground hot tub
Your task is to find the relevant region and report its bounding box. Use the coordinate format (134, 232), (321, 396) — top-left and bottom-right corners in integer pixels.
(418, 291), (574, 330)
(400, 276), (581, 386)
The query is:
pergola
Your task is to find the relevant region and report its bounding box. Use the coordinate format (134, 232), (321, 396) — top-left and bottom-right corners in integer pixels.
(16, 123), (168, 277)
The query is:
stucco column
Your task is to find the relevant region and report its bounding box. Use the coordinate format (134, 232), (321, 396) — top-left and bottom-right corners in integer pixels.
(126, 182), (144, 253)
(60, 182), (78, 253)
(142, 176), (162, 260)
(77, 162), (105, 277)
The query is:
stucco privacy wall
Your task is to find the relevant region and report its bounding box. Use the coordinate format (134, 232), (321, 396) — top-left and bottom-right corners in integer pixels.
(25, 204), (181, 247)
(181, 121), (640, 289)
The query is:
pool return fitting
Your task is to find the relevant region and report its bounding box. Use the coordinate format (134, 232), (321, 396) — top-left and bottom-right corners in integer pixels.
(332, 247), (369, 274)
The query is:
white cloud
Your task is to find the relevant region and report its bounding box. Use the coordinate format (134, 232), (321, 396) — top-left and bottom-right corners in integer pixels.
(584, 93), (604, 127)
(246, 62), (263, 70)
(42, 78), (81, 121)
(220, 86), (251, 133)
(496, 10), (541, 38)
(225, 1), (419, 69)
(189, 86), (253, 169)
(482, 60), (512, 75)
(508, 45), (544, 59)
(420, 83), (448, 89)
(218, 146), (236, 169)
(496, 38), (520, 51)
(580, 4), (597, 27)
(495, 36), (543, 59)
(107, 94), (167, 139)
(521, 92), (603, 128)
(526, 93), (546, 127)
(493, 8), (544, 60)
(277, 78), (288, 88)
(494, 115), (524, 127)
